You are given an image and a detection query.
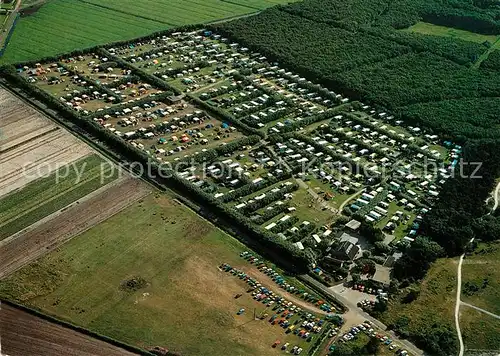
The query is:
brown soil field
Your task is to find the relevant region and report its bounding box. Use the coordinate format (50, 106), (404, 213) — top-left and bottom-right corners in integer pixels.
(0, 304), (139, 356)
(0, 88), (93, 197)
(0, 177), (152, 279)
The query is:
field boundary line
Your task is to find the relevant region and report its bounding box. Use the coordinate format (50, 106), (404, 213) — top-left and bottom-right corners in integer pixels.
(0, 127), (59, 155)
(0, 175), (128, 249)
(0, 299), (152, 355)
(75, 0), (177, 26)
(219, 0), (261, 11)
(0, 128), (66, 164)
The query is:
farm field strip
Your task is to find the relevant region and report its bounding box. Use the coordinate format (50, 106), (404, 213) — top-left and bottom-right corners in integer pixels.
(0, 176), (151, 279)
(0, 304), (140, 356)
(0, 88), (95, 198)
(0, 163), (118, 241)
(84, 0), (255, 23)
(0, 121), (56, 152)
(0, 0), (167, 63)
(0, 130), (94, 198)
(0, 154), (115, 237)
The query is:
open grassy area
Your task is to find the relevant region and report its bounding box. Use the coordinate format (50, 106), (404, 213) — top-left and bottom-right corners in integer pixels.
(381, 257), (457, 348)
(461, 307), (500, 352)
(0, 192), (324, 355)
(292, 186), (338, 226)
(461, 242), (500, 315)
(0, 154), (117, 240)
(0, 0), (295, 64)
(402, 22), (499, 44)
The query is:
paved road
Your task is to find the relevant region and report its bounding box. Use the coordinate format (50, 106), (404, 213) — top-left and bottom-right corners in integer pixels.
(300, 275), (424, 356)
(461, 302), (500, 321)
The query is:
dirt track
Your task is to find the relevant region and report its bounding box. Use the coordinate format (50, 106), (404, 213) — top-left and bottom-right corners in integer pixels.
(0, 304), (139, 356)
(243, 265), (328, 315)
(0, 177), (152, 279)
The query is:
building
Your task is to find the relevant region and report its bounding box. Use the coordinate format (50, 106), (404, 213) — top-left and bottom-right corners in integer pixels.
(383, 252), (403, 267)
(339, 232), (359, 245)
(167, 94), (185, 104)
(332, 241), (360, 261)
(345, 219), (361, 231)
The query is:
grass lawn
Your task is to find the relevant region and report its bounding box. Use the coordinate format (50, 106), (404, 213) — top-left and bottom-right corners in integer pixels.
(0, 192), (323, 355)
(0, 154), (117, 240)
(461, 242), (500, 316)
(291, 186), (338, 226)
(402, 22), (499, 44)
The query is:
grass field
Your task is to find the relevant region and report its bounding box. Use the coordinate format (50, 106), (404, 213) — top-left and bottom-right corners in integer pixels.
(0, 0), (295, 63)
(461, 307), (500, 351)
(461, 242), (500, 316)
(0, 0), (166, 63)
(381, 258), (457, 347)
(402, 22), (499, 44)
(383, 251), (500, 353)
(0, 154), (117, 240)
(0, 192), (323, 355)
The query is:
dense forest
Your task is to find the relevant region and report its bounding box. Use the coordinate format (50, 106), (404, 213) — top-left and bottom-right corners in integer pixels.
(481, 48), (500, 70)
(281, 0), (500, 33)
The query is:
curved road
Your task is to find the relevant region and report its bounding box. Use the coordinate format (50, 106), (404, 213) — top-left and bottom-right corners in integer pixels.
(454, 238), (474, 356)
(455, 254), (466, 356)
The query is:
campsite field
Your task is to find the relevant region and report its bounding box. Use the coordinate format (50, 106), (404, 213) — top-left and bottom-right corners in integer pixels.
(0, 193), (328, 356)
(0, 0), (295, 63)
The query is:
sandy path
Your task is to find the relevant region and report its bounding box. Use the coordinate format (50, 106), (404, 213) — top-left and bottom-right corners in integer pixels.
(0, 177), (152, 279)
(0, 304), (139, 356)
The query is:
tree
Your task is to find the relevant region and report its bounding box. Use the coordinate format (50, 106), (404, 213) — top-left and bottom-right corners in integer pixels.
(364, 337), (380, 355)
(392, 237), (445, 281)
